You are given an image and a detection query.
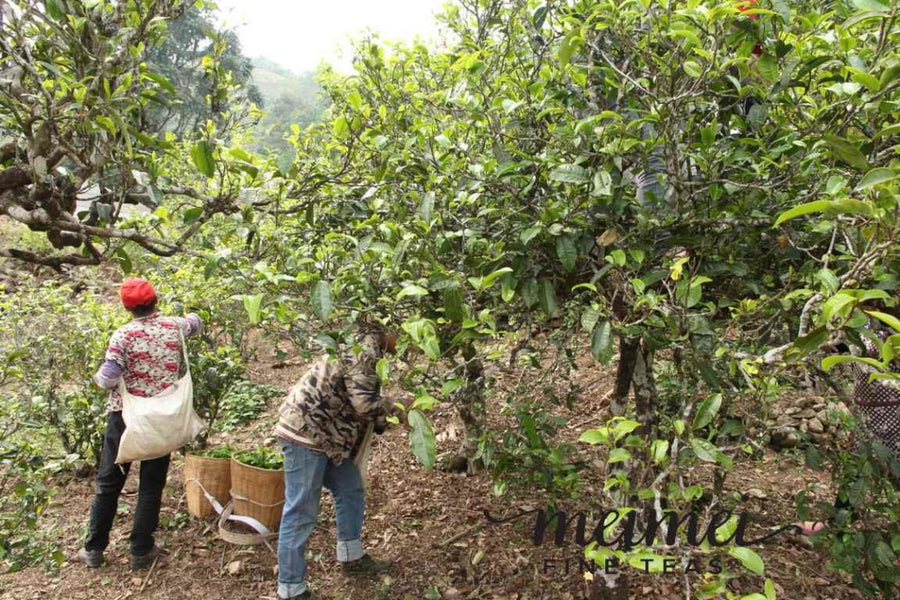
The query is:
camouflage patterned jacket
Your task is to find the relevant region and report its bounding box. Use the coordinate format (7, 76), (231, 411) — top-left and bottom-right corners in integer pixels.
(274, 334), (390, 463)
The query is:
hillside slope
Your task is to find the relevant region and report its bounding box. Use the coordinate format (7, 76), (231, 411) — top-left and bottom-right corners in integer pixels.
(249, 57), (328, 156)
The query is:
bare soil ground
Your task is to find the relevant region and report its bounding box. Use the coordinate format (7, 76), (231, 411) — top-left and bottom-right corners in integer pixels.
(1, 344), (864, 600)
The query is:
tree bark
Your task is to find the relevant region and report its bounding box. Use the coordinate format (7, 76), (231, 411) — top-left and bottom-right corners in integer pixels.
(454, 354), (486, 475)
(609, 337), (640, 417)
(591, 337), (642, 600)
(441, 345), (487, 475)
(631, 344), (658, 437)
(591, 340), (659, 600)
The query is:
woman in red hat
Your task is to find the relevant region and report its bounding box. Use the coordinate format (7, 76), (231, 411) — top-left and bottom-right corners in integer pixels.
(77, 277), (203, 571)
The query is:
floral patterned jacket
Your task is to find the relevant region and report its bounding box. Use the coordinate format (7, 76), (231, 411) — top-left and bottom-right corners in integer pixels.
(94, 312), (203, 411)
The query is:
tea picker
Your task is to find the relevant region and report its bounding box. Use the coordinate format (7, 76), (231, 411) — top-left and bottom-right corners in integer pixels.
(77, 278), (204, 572)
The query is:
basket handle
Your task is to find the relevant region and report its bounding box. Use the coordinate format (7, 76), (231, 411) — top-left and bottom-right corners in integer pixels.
(217, 500), (279, 550)
(230, 489), (286, 509)
(185, 478), (226, 514)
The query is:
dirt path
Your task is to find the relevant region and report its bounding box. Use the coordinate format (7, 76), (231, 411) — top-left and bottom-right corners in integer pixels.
(1, 352), (862, 600)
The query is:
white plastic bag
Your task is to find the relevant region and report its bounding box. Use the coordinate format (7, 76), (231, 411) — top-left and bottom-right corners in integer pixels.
(115, 328), (204, 464)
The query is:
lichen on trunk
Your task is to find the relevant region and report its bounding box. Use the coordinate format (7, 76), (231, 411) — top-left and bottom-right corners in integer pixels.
(442, 345), (487, 475)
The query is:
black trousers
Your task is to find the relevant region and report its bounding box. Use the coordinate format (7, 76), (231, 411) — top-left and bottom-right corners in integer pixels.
(84, 411), (170, 556)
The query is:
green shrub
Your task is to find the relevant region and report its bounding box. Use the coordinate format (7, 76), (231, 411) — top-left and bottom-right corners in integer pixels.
(0, 438), (65, 573)
(799, 434), (900, 598)
(0, 282), (119, 465)
(216, 381), (282, 431)
(479, 398), (585, 500)
(189, 345), (247, 440)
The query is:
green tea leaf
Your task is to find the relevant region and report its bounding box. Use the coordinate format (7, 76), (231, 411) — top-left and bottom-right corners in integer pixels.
(418, 191), (435, 222)
(558, 31), (579, 68)
(773, 200), (832, 226)
(822, 292), (856, 321)
(579, 428), (609, 445)
(114, 248), (132, 274)
(651, 439), (670, 464)
(866, 310), (900, 333)
(482, 267), (513, 288)
(521, 279), (538, 309)
(851, 0), (889, 12)
(581, 307), (600, 333)
(549, 164), (589, 184)
(608, 448), (631, 463)
(683, 61), (702, 78)
(311, 280), (333, 322)
(408, 410), (436, 470)
(443, 287), (465, 323)
(533, 5), (548, 28)
(729, 547), (765, 575)
(823, 134), (869, 171)
(520, 226), (542, 245)
(856, 167), (898, 191)
(412, 393), (439, 411)
(441, 379), (464, 396)
(538, 279), (558, 317)
(191, 140), (215, 177)
(690, 438), (718, 463)
(243, 294), (264, 325)
(182, 207), (204, 224)
(375, 358), (390, 383)
(44, 0), (64, 20)
(591, 320), (614, 364)
(692, 393), (723, 430)
(398, 284), (429, 299)
(790, 326), (829, 357)
(757, 54), (779, 82)
(423, 335), (441, 359)
(821, 355), (885, 371)
(771, 0), (790, 22)
(556, 235), (577, 272)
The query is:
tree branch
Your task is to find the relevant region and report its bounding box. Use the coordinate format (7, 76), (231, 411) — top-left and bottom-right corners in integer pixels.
(0, 247), (100, 268)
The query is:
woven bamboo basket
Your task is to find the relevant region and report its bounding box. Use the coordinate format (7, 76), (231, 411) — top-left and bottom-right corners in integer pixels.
(230, 456), (285, 532)
(183, 454), (231, 519)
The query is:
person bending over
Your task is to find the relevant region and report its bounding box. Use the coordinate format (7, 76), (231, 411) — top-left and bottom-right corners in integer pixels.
(275, 326), (397, 600)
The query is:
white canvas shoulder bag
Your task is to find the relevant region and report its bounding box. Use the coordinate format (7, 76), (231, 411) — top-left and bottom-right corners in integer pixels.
(115, 325), (205, 464)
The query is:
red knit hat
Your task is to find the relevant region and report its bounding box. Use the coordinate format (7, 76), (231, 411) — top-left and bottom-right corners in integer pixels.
(120, 278), (157, 309)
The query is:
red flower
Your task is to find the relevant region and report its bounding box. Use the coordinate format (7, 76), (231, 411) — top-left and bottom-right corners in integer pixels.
(737, 0), (759, 19)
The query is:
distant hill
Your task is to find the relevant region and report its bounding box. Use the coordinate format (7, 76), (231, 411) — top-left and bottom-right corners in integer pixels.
(251, 57), (320, 104)
(249, 57), (328, 156)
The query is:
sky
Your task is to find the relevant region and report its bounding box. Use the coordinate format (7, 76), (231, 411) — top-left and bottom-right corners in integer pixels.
(213, 0), (448, 74)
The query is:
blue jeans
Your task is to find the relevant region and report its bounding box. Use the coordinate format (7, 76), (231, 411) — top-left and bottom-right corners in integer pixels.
(277, 440), (365, 599)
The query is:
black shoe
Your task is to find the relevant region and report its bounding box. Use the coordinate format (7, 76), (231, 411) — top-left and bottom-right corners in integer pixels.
(283, 592), (312, 600)
(131, 545), (162, 571)
(341, 553), (391, 576)
(76, 548), (103, 568)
